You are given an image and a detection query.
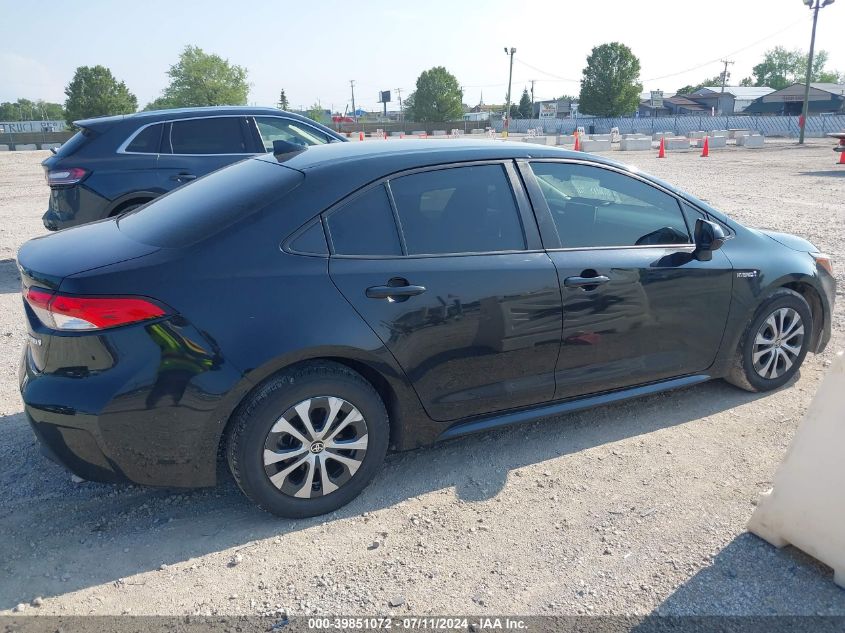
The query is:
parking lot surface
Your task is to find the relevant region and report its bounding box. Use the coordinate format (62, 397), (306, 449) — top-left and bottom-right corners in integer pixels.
(0, 143), (843, 617)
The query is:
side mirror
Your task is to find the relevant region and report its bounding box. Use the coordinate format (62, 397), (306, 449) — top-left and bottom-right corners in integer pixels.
(693, 218), (726, 261)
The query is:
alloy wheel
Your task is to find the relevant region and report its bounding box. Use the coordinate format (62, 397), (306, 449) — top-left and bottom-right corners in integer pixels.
(752, 307), (804, 380)
(262, 396), (369, 499)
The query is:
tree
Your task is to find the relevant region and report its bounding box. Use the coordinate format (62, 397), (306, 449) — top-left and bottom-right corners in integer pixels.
(751, 46), (840, 89)
(675, 76), (722, 96)
(0, 99), (64, 121)
(306, 103), (325, 123)
(406, 66), (463, 122)
(64, 65), (137, 126)
(578, 42), (642, 117)
(739, 77), (754, 87)
(517, 88), (533, 118)
(278, 89), (289, 111)
(509, 103), (519, 119)
(146, 45), (248, 109)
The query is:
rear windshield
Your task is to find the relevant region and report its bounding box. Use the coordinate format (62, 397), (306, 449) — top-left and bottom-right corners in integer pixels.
(117, 159), (304, 247)
(55, 129), (95, 158)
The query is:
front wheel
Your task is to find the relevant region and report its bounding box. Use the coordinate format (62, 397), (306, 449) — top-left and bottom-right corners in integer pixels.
(226, 362), (389, 518)
(725, 289), (812, 392)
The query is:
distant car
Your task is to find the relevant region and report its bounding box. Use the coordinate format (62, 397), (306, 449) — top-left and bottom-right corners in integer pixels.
(40, 106), (346, 230)
(18, 141), (835, 518)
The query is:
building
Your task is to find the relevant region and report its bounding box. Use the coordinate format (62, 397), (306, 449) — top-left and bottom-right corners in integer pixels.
(744, 83), (845, 115)
(531, 98), (577, 119)
(638, 91), (710, 117)
(684, 86), (774, 114)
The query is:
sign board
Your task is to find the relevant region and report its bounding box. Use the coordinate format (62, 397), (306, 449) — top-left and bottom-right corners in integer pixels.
(378, 90), (391, 104)
(539, 103), (557, 119)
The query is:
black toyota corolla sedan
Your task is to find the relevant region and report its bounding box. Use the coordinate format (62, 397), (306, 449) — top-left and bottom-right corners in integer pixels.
(18, 140), (835, 517)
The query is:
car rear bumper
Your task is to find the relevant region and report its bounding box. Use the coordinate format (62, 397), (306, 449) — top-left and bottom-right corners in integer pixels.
(18, 317), (246, 488)
(42, 185), (111, 231)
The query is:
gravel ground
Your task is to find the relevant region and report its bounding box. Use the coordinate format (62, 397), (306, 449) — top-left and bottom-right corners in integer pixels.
(0, 143), (843, 618)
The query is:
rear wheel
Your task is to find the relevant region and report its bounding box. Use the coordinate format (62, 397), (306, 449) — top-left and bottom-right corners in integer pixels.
(726, 289), (812, 392)
(226, 362), (389, 518)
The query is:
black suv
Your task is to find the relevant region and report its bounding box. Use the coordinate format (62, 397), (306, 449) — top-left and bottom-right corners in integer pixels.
(41, 106), (346, 230)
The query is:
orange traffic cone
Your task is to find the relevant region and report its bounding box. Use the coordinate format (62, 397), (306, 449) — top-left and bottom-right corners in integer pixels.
(700, 136), (709, 158)
(838, 142), (845, 164)
(658, 136), (665, 158)
(573, 131), (581, 152)
(383, 131), (388, 140)
(358, 131), (364, 141)
(400, 132), (405, 139)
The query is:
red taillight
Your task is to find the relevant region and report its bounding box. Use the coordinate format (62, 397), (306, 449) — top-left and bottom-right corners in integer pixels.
(47, 167), (88, 187)
(25, 287), (166, 331)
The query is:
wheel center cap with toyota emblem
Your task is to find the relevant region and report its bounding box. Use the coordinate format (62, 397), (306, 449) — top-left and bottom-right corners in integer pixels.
(309, 441), (325, 454)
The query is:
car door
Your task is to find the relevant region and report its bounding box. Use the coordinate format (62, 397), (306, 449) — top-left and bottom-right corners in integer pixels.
(521, 160), (734, 400)
(155, 116), (256, 191)
(327, 162), (563, 422)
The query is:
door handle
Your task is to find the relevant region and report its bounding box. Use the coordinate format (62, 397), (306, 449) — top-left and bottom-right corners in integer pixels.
(170, 173), (197, 182)
(366, 284), (426, 299)
(564, 275), (610, 288)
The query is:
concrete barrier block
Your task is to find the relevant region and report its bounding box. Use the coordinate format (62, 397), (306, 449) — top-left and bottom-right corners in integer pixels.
(470, 128), (486, 135)
(523, 135), (556, 146)
(557, 134), (575, 145)
(696, 135), (727, 149)
(15, 143), (37, 151)
(664, 137), (691, 150)
(711, 130), (729, 138)
(589, 134), (611, 142)
(738, 134), (764, 148)
(432, 130), (448, 136)
(688, 131), (707, 139)
(728, 129), (751, 139)
(41, 143), (61, 150)
(580, 139), (611, 152)
(0, 144), (9, 151)
(620, 137), (652, 151)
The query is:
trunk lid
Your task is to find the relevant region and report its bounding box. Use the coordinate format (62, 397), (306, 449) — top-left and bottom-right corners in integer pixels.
(17, 220), (159, 292)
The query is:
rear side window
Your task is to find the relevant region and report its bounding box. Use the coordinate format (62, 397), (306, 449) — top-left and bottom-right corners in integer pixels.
(529, 162), (690, 248)
(117, 159), (303, 247)
(125, 123), (163, 153)
(54, 129), (94, 158)
(168, 117), (250, 154)
(254, 117), (330, 151)
(389, 164), (525, 255)
(326, 186), (402, 256)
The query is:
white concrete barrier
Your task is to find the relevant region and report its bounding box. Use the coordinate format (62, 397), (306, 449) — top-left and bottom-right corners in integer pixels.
(522, 135), (557, 146)
(748, 351), (845, 588)
(689, 131), (707, 140)
(432, 130), (448, 136)
(652, 132), (673, 140)
(696, 135), (727, 149)
(738, 134), (764, 148)
(0, 144), (9, 151)
(557, 134), (575, 145)
(580, 139), (611, 152)
(589, 134), (612, 142)
(664, 137), (691, 150)
(15, 144), (37, 151)
(620, 137), (652, 151)
(41, 143), (61, 150)
(470, 129), (486, 135)
(728, 129), (751, 139)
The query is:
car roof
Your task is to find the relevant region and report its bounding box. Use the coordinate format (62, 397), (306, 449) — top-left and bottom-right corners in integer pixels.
(260, 138), (628, 175)
(74, 106), (315, 131)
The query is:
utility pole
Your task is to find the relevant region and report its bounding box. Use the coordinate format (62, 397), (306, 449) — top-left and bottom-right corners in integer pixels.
(395, 87), (403, 123)
(799, 0), (836, 144)
(718, 59), (734, 115)
(350, 80), (357, 123)
(504, 47), (516, 137)
(530, 79), (536, 117)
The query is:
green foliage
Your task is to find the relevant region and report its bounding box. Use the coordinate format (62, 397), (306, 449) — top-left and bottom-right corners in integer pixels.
(64, 65), (137, 126)
(517, 88), (533, 118)
(278, 89), (289, 111)
(509, 103), (519, 119)
(675, 76), (722, 96)
(739, 77), (754, 87)
(406, 66), (463, 122)
(306, 103), (326, 123)
(0, 99), (64, 121)
(146, 45), (249, 109)
(578, 42), (642, 117)
(751, 47), (839, 89)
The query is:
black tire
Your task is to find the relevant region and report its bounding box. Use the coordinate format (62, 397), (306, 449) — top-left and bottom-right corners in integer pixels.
(226, 361), (389, 518)
(725, 289), (812, 393)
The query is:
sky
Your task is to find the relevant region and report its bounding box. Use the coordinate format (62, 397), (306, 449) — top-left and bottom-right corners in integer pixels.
(1, 0), (843, 114)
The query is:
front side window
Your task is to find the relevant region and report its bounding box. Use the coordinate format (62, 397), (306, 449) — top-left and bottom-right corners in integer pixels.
(530, 162), (690, 248)
(326, 185), (402, 256)
(125, 123), (163, 153)
(389, 164), (525, 255)
(254, 117), (330, 151)
(168, 117), (249, 154)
